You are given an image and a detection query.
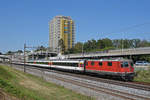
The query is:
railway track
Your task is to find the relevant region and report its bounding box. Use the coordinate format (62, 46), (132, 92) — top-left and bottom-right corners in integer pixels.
(43, 71), (149, 100)
(2, 63), (150, 100)
(16, 63), (150, 91)
(42, 68), (150, 91)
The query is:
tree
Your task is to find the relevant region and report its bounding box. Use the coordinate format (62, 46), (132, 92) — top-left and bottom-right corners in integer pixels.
(17, 50), (23, 53)
(139, 40), (149, 47)
(132, 39), (141, 48)
(6, 51), (13, 55)
(97, 39), (105, 49)
(83, 41), (91, 52)
(123, 39), (131, 48)
(58, 39), (65, 53)
(74, 42), (83, 53)
(65, 48), (75, 54)
(0, 52), (2, 55)
(102, 38), (113, 48)
(62, 38), (150, 54)
(91, 39), (97, 50)
(113, 39), (120, 49)
(35, 46), (47, 51)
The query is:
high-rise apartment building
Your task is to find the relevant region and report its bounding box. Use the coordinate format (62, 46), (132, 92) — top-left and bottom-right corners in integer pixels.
(49, 16), (75, 53)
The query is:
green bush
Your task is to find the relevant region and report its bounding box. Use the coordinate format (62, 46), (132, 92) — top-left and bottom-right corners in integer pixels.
(134, 68), (150, 83)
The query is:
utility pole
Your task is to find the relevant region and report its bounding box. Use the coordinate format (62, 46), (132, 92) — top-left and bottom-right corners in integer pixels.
(10, 54), (12, 67)
(24, 43), (26, 73)
(23, 44), (41, 72)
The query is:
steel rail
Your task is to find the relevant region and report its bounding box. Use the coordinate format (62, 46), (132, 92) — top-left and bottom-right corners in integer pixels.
(11, 62), (150, 91)
(5, 63), (150, 100)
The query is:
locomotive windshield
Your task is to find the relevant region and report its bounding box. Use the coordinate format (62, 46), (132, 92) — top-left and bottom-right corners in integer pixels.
(121, 62), (129, 68)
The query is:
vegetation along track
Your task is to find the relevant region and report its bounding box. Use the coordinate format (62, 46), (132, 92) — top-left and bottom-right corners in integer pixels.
(5, 63), (150, 100)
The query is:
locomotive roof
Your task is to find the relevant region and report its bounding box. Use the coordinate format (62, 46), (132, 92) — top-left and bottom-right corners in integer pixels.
(86, 58), (132, 62)
(28, 58), (132, 62)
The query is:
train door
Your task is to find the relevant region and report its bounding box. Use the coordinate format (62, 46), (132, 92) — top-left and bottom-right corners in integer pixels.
(102, 61), (108, 72)
(113, 61), (119, 72)
(83, 60), (86, 73)
(116, 62), (120, 72)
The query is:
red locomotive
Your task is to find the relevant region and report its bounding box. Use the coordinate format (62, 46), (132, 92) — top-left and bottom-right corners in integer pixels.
(85, 59), (134, 81)
(27, 58), (134, 81)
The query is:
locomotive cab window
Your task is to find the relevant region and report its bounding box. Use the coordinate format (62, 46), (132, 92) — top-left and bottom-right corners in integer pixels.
(91, 61), (95, 66)
(99, 62), (103, 66)
(130, 62), (134, 67)
(121, 62), (129, 68)
(108, 62), (112, 66)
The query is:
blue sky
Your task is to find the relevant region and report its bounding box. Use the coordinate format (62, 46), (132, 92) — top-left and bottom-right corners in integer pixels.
(0, 0), (150, 53)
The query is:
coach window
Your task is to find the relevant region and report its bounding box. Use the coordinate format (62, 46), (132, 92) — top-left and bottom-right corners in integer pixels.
(99, 62), (103, 66)
(108, 62), (112, 66)
(91, 61), (95, 66)
(74, 63), (78, 67)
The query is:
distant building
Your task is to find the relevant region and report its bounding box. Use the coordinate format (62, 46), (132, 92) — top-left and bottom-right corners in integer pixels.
(49, 15), (75, 53)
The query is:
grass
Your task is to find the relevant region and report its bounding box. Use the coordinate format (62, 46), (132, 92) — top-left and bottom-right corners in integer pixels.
(134, 67), (150, 83)
(0, 64), (95, 100)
